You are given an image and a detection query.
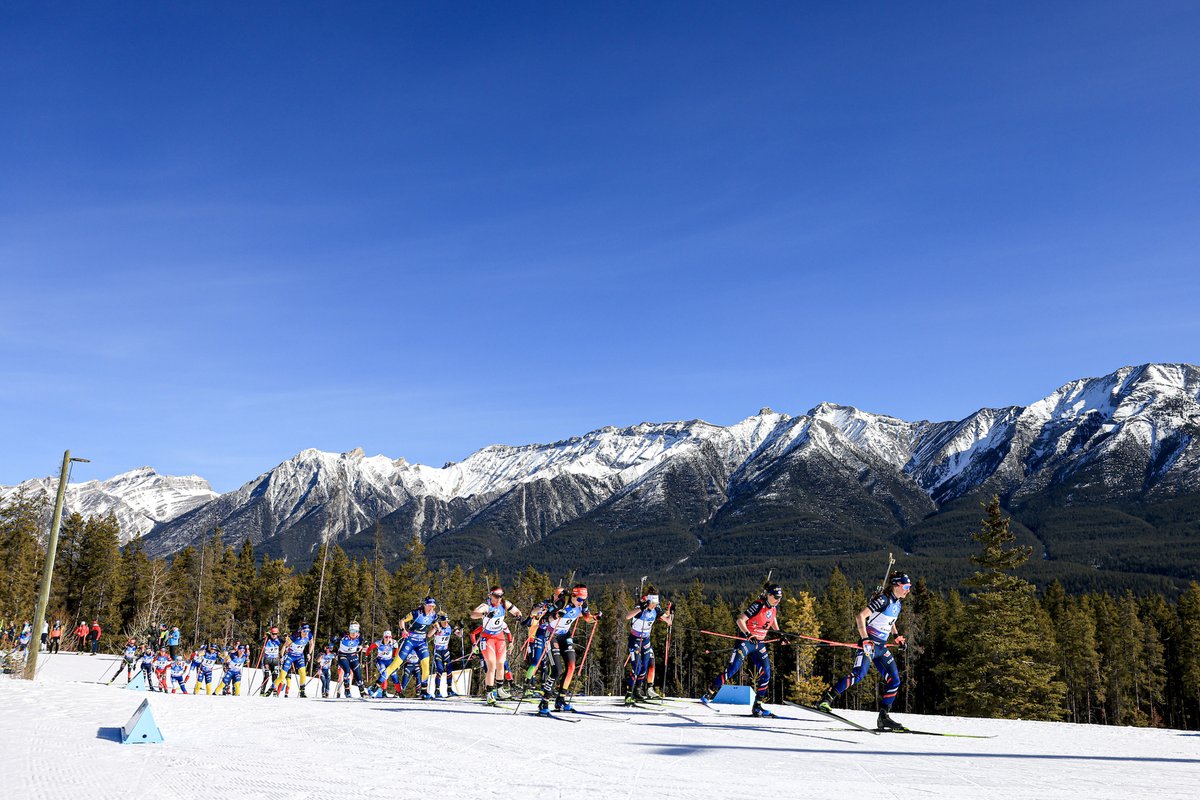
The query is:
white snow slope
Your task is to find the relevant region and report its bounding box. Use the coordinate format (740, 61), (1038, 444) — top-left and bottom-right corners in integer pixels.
(2, 653), (1196, 800)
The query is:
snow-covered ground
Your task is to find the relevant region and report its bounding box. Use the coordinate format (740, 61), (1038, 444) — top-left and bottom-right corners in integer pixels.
(2, 653), (1197, 799)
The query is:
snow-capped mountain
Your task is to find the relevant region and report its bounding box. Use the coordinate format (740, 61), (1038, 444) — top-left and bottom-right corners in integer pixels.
(13, 363), (1196, 575)
(0, 467), (217, 543)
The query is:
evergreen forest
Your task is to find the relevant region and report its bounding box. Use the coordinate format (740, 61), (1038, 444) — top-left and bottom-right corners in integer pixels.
(3, 491), (1199, 730)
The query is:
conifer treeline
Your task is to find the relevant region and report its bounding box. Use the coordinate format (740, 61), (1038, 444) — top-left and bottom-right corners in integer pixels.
(2, 492), (1199, 729)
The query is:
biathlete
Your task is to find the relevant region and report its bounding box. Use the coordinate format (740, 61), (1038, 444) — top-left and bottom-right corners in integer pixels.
(120, 639), (139, 683)
(470, 586), (522, 705)
(275, 623), (312, 698)
(260, 627), (283, 696)
(702, 583), (783, 717)
(522, 594), (560, 698)
(818, 571), (911, 731)
(430, 615), (458, 697)
(169, 654), (189, 694)
(336, 621), (370, 699)
(397, 650), (423, 695)
(394, 597), (440, 699)
(536, 584), (601, 716)
(139, 646), (157, 690)
(221, 644), (247, 696)
(316, 645), (336, 698)
(366, 631), (400, 697)
(625, 586), (673, 704)
(152, 649), (171, 693)
(193, 643), (221, 695)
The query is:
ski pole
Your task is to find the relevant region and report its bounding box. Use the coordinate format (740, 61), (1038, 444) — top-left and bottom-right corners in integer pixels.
(659, 600), (675, 697)
(781, 633), (895, 650)
(699, 629), (782, 645)
(512, 632), (555, 715)
(564, 618), (599, 702)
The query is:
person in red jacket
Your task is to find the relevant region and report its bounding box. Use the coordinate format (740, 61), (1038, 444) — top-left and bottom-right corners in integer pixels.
(73, 621), (89, 653)
(88, 620), (102, 655)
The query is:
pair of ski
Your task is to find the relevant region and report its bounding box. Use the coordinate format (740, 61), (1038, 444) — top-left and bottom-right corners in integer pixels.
(784, 702), (993, 738)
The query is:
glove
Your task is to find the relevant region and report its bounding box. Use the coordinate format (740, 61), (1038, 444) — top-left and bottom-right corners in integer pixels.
(593, 611), (603, 619)
(859, 638), (875, 657)
(894, 635), (907, 648)
(667, 602), (674, 612)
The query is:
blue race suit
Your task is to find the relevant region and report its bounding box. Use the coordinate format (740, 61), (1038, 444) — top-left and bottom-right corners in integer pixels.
(833, 590), (902, 709)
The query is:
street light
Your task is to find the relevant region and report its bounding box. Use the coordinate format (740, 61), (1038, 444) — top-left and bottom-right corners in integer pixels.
(25, 450), (89, 679)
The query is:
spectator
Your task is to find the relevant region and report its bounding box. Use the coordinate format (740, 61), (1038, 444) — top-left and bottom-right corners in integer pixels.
(73, 621), (88, 652)
(167, 626), (181, 659)
(88, 620), (102, 655)
(49, 620), (62, 653)
(40, 620), (49, 651)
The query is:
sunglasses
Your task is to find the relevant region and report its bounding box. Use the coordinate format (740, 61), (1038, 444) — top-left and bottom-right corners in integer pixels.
(491, 592), (504, 598)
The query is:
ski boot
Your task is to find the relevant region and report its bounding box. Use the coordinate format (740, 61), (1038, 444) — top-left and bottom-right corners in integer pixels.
(632, 684), (647, 702)
(420, 689), (433, 700)
(624, 690), (637, 706)
(751, 700), (775, 718)
(299, 687), (306, 698)
(877, 709), (905, 731)
(699, 688), (716, 707)
(322, 690), (329, 698)
(495, 685), (512, 701)
(644, 685), (659, 700)
(537, 698), (552, 717)
(554, 694), (574, 713)
(486, 689), (498, 706)
(817, 690), (835, 713)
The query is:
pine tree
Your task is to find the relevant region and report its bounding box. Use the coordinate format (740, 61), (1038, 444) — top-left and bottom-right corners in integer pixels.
(1177, 582), (1200, 727)
(73, 513), (125, 639)
(816, 567), (858, 703)
(780, 590), (823, 705)
(904, 577), (948, 714)
(391, 536), (431, 622)
(0, 492), (44, 623)
(254, 556), (299, 637)
(946, 496), (1066, 720)
(231, 539), (257, 635)
(1055, 595), (1102, 723)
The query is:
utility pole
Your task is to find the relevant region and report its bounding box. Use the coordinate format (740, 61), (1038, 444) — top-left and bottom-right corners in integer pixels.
(25, 450), (89, 679)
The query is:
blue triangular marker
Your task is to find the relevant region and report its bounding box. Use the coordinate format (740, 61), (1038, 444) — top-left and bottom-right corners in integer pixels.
(120, 698), (164, 744)
(712, 684), (754, 705)
(123, 670), (147, 690)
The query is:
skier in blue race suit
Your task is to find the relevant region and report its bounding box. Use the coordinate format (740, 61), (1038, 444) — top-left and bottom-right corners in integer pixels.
(624, 586), (673, 703)
(431, 615), (458, 697)
(194, 643), (221, 695)
(819, 571), (911, 731)
(169, 654), (190, 693)
(316, 645), (336, 698)
(221, 645), (247, 696)
(396, 597), (440, 699)
(260, 627), (283, 696)
(337, 622), (370, 699)
(367, 631), (400, 697)
(276, 623), (312, 698)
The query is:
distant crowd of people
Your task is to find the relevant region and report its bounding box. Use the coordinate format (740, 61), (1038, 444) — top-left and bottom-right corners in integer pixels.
(0, 618), (103, 656)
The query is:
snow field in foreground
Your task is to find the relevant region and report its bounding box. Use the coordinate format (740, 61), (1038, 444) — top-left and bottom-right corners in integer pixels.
(1, 653), (1197, 800)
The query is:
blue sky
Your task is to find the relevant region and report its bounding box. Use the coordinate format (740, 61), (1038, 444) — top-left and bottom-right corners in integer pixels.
(2, 2), (1198, 492)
